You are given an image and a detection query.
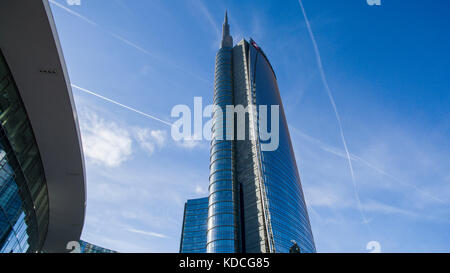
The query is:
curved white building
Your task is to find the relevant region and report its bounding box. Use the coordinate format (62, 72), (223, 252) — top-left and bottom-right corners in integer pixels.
(0, 0), (86, 253)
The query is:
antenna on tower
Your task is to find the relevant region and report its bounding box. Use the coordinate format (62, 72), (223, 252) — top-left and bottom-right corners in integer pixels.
(221, 10), (233, 48)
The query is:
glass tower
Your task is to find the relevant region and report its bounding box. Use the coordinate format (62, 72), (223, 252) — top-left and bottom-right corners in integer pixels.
(181, 12), (316, 253)
(246, 40), (316, 253)
(180, 197), (209, 253)
(206, 11), (241, 253)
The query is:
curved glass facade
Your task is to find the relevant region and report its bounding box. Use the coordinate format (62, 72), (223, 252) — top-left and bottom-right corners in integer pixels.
(181, 13), (315, 253)
(207, 47), (240, 253)
(248, 44), (316, 253)
(0, 51), (49, 253)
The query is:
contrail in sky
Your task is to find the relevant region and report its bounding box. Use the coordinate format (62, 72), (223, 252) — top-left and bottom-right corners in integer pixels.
(49, 0), (211, 85)
(71, 84), (173, 127)
(126, 228), (168, 239)
(290, 126), (446, 204)
(297, 0), (371, 229)
(196, 0), (220, 38)
(49, 0), (98, 26)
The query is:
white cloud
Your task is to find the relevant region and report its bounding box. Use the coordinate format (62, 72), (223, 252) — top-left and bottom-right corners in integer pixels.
(79, 109), (169, 167)
(151, 130), (167, 147)
(80, 112), (132, 168)
(175, 135), (204, 149)
(134, 128), (167, 155)
(195, 185), (208, 195)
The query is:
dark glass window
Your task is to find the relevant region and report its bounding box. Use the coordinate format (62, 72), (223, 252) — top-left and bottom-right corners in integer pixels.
(0, 51), (49, 253)
(180, 197), (209, 253)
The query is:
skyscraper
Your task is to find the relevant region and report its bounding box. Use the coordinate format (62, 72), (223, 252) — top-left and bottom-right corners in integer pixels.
(180, 12), (316, 253)
(179, 197), (209, 253)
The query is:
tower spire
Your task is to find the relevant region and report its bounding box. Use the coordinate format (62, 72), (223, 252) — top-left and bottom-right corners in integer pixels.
(221, 10), (233, 48)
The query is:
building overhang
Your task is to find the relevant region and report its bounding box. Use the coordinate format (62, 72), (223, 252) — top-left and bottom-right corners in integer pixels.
(0, 0), (86, 252)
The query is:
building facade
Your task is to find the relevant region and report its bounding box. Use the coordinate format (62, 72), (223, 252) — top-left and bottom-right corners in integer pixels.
(181, 13), (316, 253)
(243, 39), (316, 253)
(79, 240), (117, 253)
(207, 12), (241, 253)
(0, 52), (49, 253)
(179, 197), (209, 253)
(0, 0), (86, 253)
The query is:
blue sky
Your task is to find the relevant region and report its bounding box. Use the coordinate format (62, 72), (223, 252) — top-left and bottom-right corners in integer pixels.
(49, 0), (449, 252)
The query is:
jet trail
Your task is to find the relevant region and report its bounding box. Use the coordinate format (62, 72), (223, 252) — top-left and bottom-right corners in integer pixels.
(71, 84), (172, 127)
(49, 0), (98, 26)
(49, 0), (211, 85)
(290, 126), (446, 204)
(297, 0), (371, 228)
